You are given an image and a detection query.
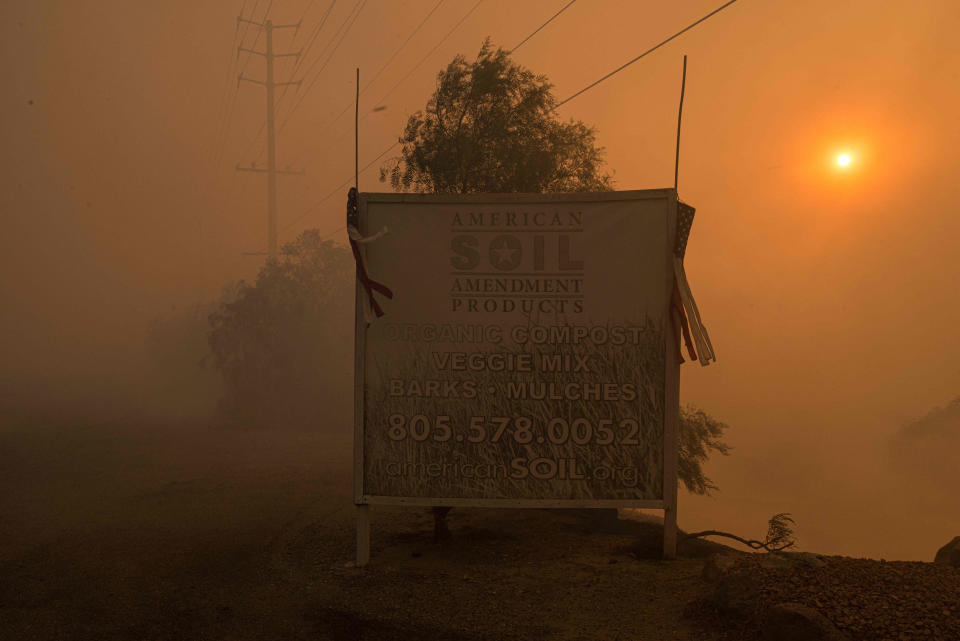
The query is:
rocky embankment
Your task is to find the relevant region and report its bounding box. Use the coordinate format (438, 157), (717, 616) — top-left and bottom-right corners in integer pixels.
(692, 548), (960, 641)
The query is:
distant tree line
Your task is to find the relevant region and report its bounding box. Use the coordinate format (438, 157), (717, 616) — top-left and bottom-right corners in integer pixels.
(207, 230), (354, 429)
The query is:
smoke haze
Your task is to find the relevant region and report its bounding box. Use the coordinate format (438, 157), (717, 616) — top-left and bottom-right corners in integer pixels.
(2, 0), (959, 563)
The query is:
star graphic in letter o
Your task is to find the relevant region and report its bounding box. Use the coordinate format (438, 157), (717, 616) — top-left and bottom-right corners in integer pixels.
(489, 235), (522, 271)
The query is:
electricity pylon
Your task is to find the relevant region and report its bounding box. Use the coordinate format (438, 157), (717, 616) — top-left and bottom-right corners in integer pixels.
(235, 15), (305, 260)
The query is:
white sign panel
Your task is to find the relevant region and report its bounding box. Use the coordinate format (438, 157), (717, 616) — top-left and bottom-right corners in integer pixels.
(354, 191), (679, 507)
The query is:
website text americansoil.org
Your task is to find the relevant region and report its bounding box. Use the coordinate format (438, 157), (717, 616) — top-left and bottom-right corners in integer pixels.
(381, 457), (641, 488)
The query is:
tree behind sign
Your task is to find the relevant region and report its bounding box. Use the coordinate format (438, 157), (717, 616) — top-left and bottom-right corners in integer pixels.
(381, 39), (613, 194)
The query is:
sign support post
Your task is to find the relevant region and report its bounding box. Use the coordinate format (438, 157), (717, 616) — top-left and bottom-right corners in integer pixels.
(356, 505), (370, 567)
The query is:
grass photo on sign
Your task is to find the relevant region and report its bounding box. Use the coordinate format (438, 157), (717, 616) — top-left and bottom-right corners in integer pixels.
(363, 318), (664, 501)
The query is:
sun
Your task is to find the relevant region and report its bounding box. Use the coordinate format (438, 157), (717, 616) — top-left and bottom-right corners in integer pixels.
(836, 153), (851, 167)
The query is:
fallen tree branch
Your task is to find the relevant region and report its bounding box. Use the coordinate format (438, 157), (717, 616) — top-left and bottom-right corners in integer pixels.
(679, 530), (795, 552)
(680, 513), (798, 553)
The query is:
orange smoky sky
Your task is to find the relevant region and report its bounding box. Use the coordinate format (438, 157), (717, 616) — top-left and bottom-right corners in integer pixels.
(2, 0), (959, 560)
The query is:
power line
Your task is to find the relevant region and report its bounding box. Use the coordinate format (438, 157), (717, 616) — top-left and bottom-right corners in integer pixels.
(276, 1), (364, 131)
(210, 1), (249, 165)
(212, 0), (261, 167)
(236, 0), (339, 165)
(237, 0), (273, 69)
(278, 0), (368, 131)
(284, 0), (486, 236)
(297, 0), (323, 32)
(362, 0), (445, 97)
(214, 0), (275, 169)
(295, 0), (731, 240)
(555, 0), (740, 109)
(292, 0), (446, 148)
(284, 0), (736, 238)
(286, 0), (338, 86)
(276, 0), (563, 164)
(369, 0), (485, 113)
(284, 0), (484, 189)
(282, 141), (399, 234)
(275, 0), (365, 130)
(509, 0), (576, 54)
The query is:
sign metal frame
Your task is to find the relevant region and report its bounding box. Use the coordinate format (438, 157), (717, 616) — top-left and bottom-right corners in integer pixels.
(353, 190), (681, 564)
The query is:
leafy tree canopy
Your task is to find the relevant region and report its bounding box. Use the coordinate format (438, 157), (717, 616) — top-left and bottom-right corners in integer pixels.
(382, 39), (613, 194)
(679, 404), (731, 495)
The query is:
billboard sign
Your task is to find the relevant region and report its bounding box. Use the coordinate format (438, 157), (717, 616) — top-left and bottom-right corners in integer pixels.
(353, 190), (681, 508)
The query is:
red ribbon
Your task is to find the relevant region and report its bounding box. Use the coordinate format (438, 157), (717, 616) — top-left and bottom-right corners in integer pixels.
(350, 237), (393, 319)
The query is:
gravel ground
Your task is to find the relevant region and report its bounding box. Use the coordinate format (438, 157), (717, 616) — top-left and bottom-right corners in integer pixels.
(274, 506), (741, 641)
(3, 422), (955, 641)
(691, 553), (960, 641)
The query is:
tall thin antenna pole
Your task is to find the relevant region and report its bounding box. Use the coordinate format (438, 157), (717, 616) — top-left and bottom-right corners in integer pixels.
(674, 54), (687, 193)
(355, 68), (360, 192)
